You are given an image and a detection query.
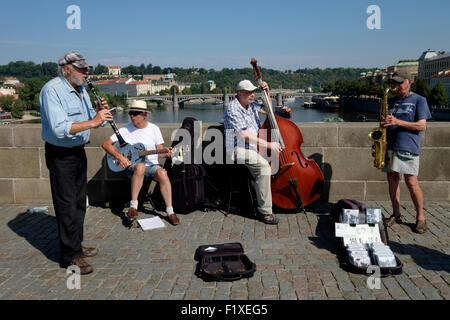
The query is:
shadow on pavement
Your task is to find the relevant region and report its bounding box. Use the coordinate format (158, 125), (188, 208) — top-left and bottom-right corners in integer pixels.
(389, 241), (450, 273)
(307, 202), (373, 274)
(7, 211), (60, 263)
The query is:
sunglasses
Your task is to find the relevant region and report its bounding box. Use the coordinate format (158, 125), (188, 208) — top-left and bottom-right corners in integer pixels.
(129, 111), (143, 116)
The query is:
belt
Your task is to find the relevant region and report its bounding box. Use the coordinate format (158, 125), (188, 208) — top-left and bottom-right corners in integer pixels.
(45, 142), (85, 150)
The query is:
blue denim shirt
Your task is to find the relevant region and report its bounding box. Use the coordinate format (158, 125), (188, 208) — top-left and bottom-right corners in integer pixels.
(40, 76), (97, 147)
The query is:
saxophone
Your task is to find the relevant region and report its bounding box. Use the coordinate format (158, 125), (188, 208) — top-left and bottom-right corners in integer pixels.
(368, 88), (391, 169)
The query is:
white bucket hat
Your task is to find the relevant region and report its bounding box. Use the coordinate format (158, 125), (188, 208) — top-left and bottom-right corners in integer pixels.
(128, 100), (148, 112)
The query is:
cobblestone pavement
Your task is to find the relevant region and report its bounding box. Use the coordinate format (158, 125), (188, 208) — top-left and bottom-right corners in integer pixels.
(0, 201), (448, 300)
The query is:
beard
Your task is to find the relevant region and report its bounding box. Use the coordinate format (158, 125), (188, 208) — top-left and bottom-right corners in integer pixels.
(69, 73), (87, 87)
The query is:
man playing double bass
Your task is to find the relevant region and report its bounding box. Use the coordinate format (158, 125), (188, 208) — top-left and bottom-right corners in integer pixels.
(223, 80), (281, 225)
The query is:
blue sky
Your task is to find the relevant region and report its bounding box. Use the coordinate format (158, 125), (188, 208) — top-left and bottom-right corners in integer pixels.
(0, 0), (449, 70)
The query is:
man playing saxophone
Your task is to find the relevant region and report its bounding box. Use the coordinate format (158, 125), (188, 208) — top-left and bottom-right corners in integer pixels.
(380, 70), (431, 234)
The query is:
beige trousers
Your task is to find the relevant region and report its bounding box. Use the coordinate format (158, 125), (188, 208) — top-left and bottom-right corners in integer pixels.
(233, 147), (273, 216)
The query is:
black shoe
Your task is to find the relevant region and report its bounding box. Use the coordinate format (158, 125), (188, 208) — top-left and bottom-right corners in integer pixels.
(258, 214), (279, 225)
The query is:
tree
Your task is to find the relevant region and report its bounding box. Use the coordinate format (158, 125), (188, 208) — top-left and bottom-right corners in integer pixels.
(411, 78), (431, 101)
(152, 66), (162, 74)
(181, 87), (192, 95)
(19, 77), (51, 110)
(190, 85), (201, 94)
(11, 99), (26, 118)
(139, 64), (146, 75)
(200, 82), (209, 94)
(41, 62), (58, 77)
(145, 63), (153, 74)
(170, 85), (179, 94)
(122, 65), (140, 75)
(430, 82), (448, 107)
(94, 64), (108, 75)
(0, 95), (15, 112)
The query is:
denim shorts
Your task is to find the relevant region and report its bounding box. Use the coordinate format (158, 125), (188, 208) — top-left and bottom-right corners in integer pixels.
(382, 150), (420, 176)
(125, 164), (163, 180)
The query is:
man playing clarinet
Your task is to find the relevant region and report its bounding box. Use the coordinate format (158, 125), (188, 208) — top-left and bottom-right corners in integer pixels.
(40, 51), (112, 274)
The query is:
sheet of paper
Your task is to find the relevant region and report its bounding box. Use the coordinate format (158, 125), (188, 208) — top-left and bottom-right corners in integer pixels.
(138, 216), (166, 231)
(342, 224), (382, 246)
(335, 223), (357, 237)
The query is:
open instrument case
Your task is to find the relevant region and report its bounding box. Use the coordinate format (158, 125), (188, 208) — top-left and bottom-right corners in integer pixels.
(336, 208), (403, 276)
(194, 242), (256, 281)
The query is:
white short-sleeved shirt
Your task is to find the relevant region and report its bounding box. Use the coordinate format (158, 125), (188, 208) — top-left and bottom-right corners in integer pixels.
(110, 122), (164, 165)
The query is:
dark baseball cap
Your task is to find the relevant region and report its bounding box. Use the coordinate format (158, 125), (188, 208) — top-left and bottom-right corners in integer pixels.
(58, 51), (91, 68)
(391, 70), (412, 83)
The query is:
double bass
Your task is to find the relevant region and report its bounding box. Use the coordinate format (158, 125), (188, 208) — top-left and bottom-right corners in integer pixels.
(251, 58), (324, 210)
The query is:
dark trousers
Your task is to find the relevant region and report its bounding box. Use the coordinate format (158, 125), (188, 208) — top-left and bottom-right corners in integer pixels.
(45, 142), (87, 265)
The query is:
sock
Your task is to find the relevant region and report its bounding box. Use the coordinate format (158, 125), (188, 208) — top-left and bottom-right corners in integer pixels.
(130, 200), (138, 209)
(166, 206), (174, 215)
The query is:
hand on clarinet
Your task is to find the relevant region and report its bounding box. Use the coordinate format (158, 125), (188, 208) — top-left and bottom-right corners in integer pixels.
(95, 97), (109, 111)
(93, 109), (113, 126)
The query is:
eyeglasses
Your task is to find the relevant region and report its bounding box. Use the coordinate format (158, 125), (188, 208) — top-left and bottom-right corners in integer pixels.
(71, 65), (89, 73)
(239, 90), (255, 95)
(129, 111), (143, 117)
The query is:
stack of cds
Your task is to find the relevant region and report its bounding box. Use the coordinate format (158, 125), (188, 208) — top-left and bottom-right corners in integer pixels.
(366, 207), (382, 224)
(342, 209), (359, 224)
(346, 244), (371, 267)
(368, 243), (397, 267)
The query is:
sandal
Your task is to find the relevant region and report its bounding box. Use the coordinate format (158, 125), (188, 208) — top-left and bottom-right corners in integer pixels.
(414, 220), (427, 234)
(386, 214), (402, 227)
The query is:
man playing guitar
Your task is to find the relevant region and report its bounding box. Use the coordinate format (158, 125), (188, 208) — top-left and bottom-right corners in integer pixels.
(102, 100), (180, 226)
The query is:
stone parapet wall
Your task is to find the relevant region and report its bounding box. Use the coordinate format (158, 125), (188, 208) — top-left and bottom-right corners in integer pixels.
(0, 122), (449, 205)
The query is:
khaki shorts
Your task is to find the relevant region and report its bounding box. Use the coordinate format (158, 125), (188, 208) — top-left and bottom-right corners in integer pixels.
(382, 150), (420, 176)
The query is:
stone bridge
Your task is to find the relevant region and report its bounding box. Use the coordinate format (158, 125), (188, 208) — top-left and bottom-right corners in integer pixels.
(126, 92), (326, 108)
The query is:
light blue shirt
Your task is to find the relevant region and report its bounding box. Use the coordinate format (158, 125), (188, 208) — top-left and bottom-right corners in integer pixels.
(40, 76), (97, 147)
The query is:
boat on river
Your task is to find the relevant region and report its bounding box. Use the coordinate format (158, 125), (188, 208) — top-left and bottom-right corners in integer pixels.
(302, 102), (316, 108)
(312, 95), (340, 110)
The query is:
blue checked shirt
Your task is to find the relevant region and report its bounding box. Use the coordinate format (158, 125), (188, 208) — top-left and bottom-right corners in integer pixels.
(223, 97), (262, 153)
(40, 76), (97, 147)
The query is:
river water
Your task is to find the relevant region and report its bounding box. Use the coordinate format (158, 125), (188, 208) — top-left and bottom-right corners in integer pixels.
(113, 97), (378, 123)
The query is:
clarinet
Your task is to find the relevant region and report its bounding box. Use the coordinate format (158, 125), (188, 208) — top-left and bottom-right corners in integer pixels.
(85, 78), (128, 147)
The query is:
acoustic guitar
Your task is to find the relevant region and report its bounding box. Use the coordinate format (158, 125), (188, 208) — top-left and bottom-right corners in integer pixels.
(107, 142), (174, 172)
